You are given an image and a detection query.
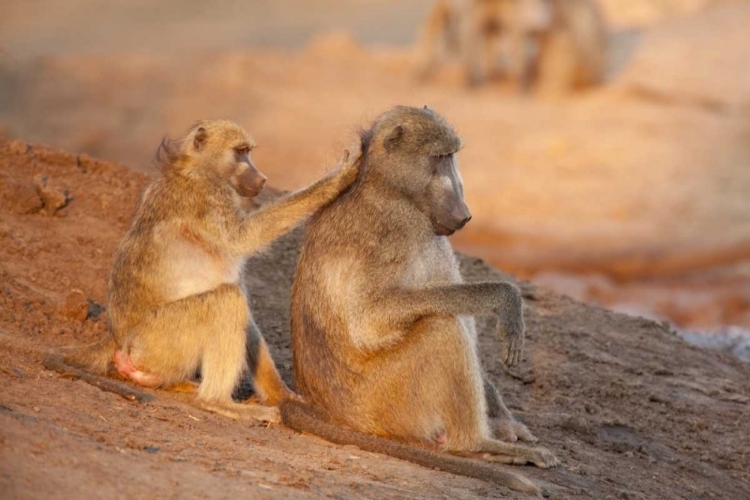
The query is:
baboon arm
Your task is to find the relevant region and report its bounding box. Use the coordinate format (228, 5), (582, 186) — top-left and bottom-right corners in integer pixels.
(362, 281), (524, 365)
(231, 150), (361, 252)
(371, 281), (520, 328)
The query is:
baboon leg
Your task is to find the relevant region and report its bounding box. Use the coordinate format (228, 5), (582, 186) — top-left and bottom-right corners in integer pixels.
(245, 319), (293, 406)
(503, 27), (533, 91)
(536, 32), (578, 96)
(483, 375), (507, 419)
(484, 376), (538, 442)
(415, 0), (453, 79)
(365, 282), (524, 365)
(465, 438), (559, 468)
(128, 284), (278, 422)
(462, 14), (489, 86)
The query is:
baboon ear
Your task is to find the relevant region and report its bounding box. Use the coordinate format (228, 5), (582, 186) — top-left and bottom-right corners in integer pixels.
(384, 125), (404, 152)
(193, 127), (208, 151)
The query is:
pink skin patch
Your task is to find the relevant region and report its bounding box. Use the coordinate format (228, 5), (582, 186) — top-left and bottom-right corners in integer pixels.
(432, 431), (447, 447)
(113, 350), (162, 387)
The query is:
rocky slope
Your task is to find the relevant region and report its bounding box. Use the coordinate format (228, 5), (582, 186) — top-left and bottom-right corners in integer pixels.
(1, 140), (748, 499)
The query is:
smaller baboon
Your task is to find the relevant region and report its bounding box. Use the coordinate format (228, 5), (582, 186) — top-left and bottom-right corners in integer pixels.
(415, 0), (606, 93)
(282, 106), (557, 495)
(46, 120), (360, 422)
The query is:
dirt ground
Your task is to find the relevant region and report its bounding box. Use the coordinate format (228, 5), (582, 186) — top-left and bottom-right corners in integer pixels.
(1, 139), (749, 499)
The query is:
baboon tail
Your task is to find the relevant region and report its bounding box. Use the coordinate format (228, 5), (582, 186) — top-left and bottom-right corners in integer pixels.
(51, 334), (117, 375)
(279, 399), (540, 496)
(44, 336), (154, 403)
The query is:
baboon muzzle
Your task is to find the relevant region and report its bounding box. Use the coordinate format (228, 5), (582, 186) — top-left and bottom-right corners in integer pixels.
(237, 166), (267, 198)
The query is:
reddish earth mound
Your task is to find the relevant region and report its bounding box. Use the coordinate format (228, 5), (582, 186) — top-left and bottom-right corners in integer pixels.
(1, 140), (749, 498)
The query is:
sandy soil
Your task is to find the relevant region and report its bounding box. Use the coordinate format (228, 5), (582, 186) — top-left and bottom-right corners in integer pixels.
(1, 138), (749, 499)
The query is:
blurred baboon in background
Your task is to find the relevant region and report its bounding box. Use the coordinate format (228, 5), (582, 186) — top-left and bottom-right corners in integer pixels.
(415, 0), (606, 93)
(532, 0), (607, 94)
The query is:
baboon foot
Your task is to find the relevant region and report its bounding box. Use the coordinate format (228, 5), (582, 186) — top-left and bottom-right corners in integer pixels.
(166, 380), (200, 394)
(474, 439), (560, 469)
(198, 400), (280, 423)
(492, 418), (538, 443)
(481, 446), (558, 468)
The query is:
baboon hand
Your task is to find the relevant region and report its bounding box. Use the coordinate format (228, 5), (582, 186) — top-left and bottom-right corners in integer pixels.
(496, 283), (525, 367)
(502, 325), (524, 367)
(328, 146), (363, 191)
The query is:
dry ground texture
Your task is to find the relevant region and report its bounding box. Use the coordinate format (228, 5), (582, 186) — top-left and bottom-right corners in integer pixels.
(1, 139), (749, 499)
(1, 1), (750, 498)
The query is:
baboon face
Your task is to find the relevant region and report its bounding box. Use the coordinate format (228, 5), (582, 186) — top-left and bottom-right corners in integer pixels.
(366, 106), (469, 236)
(192, 123), (268, 198)
(423, 152), (472, 236)
(228, 145), (267, 198)
(517, 0), (554, 33)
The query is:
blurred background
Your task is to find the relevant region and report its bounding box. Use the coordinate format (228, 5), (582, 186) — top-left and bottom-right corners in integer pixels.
(1, 0), (749, 359)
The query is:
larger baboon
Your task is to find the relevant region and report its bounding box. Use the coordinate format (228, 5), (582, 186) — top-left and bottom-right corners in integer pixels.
(281, 106), (557, 495)
(46, 119), (360, 421)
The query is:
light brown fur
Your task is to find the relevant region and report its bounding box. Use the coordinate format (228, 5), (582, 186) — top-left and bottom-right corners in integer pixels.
(46, 119), (361, 421)
(282, 107), (558, 495)
(532, 0), (607, 95)
(415, 0), (606, 93)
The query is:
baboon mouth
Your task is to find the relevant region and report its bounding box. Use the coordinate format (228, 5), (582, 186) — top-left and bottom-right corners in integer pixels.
(432, 219), (457, 236)
(238, 186), (264, 198)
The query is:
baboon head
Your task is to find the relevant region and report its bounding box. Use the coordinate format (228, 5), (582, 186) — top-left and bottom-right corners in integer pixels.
(516, 0), (554, 34)
(158, 120), (267, 198)
(361, 106), (472, 236)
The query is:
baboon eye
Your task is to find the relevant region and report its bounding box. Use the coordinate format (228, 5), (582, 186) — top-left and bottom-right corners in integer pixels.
(235, 147), (250, 155)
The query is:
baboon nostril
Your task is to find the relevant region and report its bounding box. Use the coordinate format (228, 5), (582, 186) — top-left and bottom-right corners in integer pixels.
(460, 215), (472, 227)
(258, 177), (267, 188)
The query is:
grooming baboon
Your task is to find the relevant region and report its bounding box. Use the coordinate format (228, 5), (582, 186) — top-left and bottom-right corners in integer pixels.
(46, 119), (361, 421)
(281, 106), (557, 495)
(415, 0), (606, 92)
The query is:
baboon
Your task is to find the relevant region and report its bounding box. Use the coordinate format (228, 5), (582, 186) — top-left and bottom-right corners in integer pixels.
(281, 106), (558, 495)
(46, 119), (360, 422)
(531, 0), (607, 95)
(415, 0), (606, 92)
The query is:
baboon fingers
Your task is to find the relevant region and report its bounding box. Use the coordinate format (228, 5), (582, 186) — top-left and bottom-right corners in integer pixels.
(198, 401), (281, 423)
(475, 439), (559, 470)
(503, 336), (522, 367)
(531, 447), (560, 469)
(239, 403), (280, 423)
(165, 380), (200, 394)
(514, 423), (538, 443)
(493, 419), (539, 443)
(331, 147), (363, 189)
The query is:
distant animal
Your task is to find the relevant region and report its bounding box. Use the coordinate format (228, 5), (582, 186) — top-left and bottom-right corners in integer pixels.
(415, 0), (606, 93)
(281, 106), (558, 495)
(46, 119), (361, 422)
